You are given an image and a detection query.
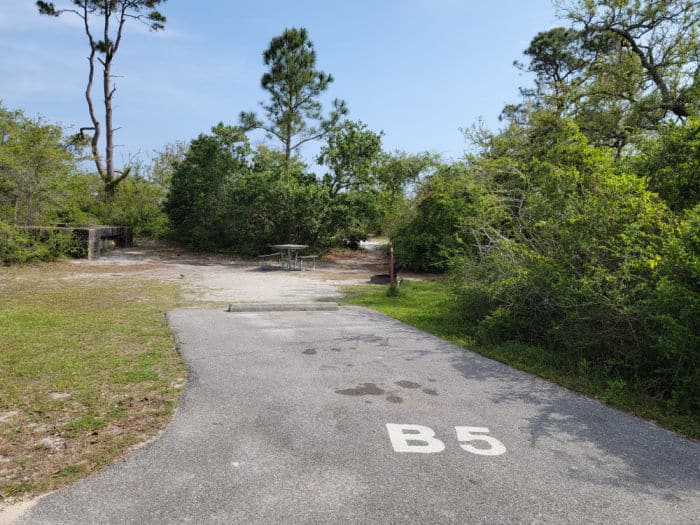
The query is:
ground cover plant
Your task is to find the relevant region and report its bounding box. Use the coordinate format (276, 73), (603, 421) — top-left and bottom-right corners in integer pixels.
(0, 263), (186, 502)
(343, 280), (699, 440)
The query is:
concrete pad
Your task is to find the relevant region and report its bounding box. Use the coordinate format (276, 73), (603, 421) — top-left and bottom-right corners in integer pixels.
(227, 302), (339, 312)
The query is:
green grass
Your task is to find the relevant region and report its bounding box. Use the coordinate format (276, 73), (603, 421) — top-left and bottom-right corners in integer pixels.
(0, 266), (186, 503)
(343, 280), (699, 440)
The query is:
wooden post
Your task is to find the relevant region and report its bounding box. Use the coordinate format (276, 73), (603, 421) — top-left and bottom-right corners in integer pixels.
(389, 241), (396, 288)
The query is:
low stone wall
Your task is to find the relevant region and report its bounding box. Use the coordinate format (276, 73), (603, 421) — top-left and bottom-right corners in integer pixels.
(20, 225), (133, 260)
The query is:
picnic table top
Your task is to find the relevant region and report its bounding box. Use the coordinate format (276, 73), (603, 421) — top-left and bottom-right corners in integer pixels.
(272, 244), (309, 250)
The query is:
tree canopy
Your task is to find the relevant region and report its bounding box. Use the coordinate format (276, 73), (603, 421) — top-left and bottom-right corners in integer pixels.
(240, 27), (347, 172)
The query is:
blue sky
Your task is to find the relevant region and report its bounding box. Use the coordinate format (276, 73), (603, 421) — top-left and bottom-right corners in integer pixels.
(0, 1), (559, 170)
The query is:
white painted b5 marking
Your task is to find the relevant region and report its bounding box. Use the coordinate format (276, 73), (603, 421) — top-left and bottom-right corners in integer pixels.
(386, 424), (506, 455)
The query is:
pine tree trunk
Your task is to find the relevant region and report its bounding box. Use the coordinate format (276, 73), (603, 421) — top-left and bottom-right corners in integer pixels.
(103, 53), (115, 203)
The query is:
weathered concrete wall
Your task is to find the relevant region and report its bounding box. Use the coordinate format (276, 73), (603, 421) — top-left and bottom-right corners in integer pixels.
(19, 226), (133, 260)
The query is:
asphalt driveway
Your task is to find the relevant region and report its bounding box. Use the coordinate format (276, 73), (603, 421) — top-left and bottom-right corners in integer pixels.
(16, 307), (700, 524)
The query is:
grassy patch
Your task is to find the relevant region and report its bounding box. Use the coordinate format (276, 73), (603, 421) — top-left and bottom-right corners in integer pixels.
(343, 280), (699, 440)
(0, 264), (186, 503)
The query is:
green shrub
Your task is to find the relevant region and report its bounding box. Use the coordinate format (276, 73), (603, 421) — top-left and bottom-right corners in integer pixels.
(449, 114), (699, 414)
(166, 133), (247, 249)
(0, 221), (77, 265)
(224, 171), (331, 256)
(392, 164), (476, 272)
(323, 191), (381, 248)
(98, 176), (171, 238)
(631, 118), (700, 213)
(166, 130), (367, 254)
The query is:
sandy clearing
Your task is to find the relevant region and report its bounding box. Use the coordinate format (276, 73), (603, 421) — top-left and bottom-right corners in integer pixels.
(60, 240), (391, 305)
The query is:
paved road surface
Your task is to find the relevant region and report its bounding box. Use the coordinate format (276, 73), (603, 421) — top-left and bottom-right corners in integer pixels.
(17, 307), (700, 524)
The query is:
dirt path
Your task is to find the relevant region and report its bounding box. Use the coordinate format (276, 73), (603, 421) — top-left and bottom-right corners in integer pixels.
(63, 240), (392, 305)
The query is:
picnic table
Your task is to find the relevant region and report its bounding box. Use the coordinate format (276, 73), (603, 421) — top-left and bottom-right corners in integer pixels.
(271, 244), (309, 270)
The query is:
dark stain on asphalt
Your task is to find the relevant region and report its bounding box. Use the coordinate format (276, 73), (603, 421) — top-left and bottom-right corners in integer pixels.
(428, 378), (437, 382)
(330, 347), (342, 352)
(395, 380), (421, 389)
(336, 383), (385, 396)
(386, 395), (403, 404)
(302, 348), (317, 355)
(422, 388), (439, 396)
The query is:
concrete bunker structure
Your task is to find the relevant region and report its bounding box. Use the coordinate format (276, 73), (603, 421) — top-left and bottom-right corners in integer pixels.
(21, 225), (133, 260)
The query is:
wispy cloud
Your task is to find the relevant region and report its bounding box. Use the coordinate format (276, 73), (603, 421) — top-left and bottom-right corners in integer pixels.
(0, 1), (84, 31)
(0, 2), (186, 37)
(0, 38), (83, 99)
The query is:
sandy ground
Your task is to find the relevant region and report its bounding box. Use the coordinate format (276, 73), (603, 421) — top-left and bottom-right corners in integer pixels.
(61, 239), (392, 305)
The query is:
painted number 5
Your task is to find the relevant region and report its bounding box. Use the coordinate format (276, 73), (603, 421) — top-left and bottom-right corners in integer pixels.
(455, 426), (506, 456)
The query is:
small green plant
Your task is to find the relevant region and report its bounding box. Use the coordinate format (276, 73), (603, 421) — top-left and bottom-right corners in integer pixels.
(603, 378), (628, 403)
(577, 358), (590, 377)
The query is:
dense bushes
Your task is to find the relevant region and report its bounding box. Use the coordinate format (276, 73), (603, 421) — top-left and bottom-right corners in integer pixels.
(96, 176), (171, 238)
(0, 221), (77, 264)
(385, 55), (699, 415)
(392, 164), (476, 272)
(404, 115), (699, 413)
(165, 130), (385, 254)
(632, 118), (700, 213)
(225, 171), (331, 255)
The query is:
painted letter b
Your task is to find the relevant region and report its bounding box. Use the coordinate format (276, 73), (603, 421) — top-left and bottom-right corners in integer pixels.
(386, 424), (445, 453)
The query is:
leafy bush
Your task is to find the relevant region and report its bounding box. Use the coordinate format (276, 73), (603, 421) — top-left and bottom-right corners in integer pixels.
(224, 171), (331, 256)
(166, 132), (334, 255)
(631, 118), (700, 213)
(98, 176), (171, 238)
(0, 221), (77, 264)
(392, 164), (477, 272)
(323, 191), (381, 248)
(449, 114), (699, 413)
(166, 133), (245, 249)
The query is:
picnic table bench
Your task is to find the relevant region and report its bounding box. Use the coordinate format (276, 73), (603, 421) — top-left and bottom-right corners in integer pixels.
(257, 252), (282, 268)
(299, 255), (318, 270)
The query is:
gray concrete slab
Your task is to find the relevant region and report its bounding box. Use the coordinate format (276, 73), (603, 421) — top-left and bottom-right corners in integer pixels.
(227, 302), (338, 312)
(16, 307), (700, 524)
